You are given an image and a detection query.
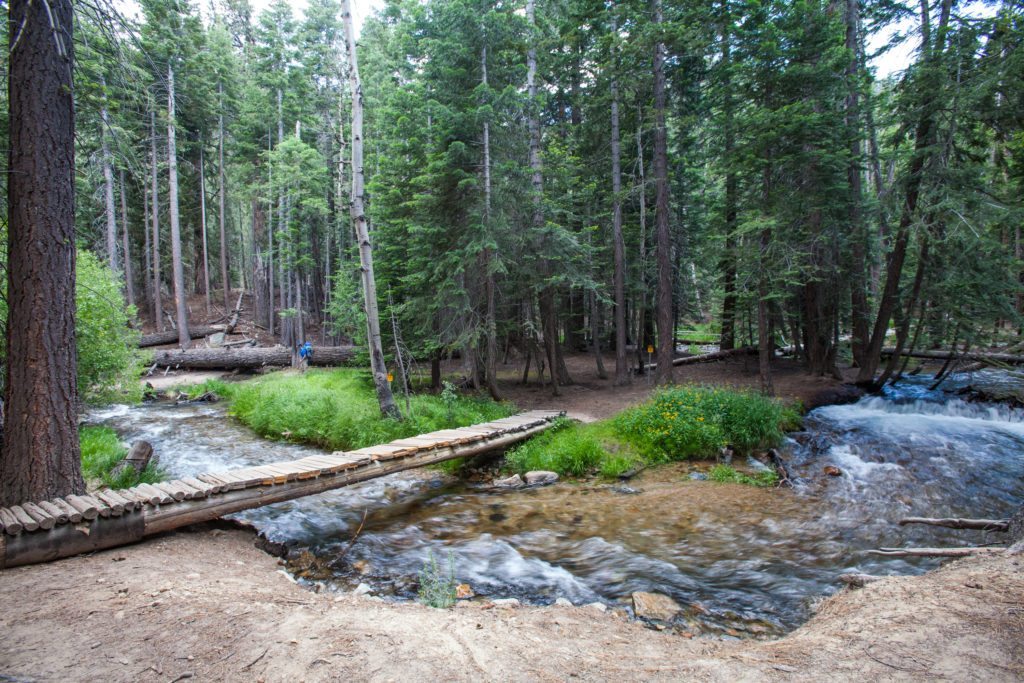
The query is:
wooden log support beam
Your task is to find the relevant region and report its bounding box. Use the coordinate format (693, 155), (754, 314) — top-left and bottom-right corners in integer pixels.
(0, 412), (563, 568)
(151, 345), (356, 370)
(898, 517), (1009, 532)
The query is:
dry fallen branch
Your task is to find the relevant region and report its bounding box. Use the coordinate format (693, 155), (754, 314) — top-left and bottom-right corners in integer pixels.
(898, 517), (1009, 532)
(870, 547), (1006, 558)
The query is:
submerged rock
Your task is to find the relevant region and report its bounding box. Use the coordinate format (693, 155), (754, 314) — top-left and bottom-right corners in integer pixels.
(493, 474), (525, 488)
(689, 472), (708, 481)
(525, 471), (559, 486)
(353, 583), (373, 596)
(553, 597), (574, 607)
(823, 465), (843, 477)
(631, 592), (681, 621)
(456, 583), (475, 600)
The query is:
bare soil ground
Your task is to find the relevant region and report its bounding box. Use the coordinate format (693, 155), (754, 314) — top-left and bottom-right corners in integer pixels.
(495, 351), (857, 422)
(1, 525), (1021, 682)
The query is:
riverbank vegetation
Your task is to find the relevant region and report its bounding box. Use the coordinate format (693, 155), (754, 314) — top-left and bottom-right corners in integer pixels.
(506, 386), (796, 479)
(80, 425), (163, 489)
(193, 370), (515, 451)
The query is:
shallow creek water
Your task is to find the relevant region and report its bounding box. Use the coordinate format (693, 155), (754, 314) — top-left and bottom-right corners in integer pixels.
(89, 374), (1024, 636)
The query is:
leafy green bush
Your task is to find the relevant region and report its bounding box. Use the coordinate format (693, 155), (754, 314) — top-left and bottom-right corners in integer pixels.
(708, 464), (778, 488)
(0, 249), (143, 405)
(200, 369), (515, 451)
(80, 425), (163, 489)
(417, 551), (457, 608)
(614, 386), (791, 460)
(76, 250), (144, 404)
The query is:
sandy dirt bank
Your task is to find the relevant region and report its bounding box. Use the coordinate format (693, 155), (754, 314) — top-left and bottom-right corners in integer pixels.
(1, 525), (1020, 682)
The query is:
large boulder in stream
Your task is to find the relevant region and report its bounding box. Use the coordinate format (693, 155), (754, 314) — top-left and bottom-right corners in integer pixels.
(631, 592), (682, 621)
(493, 474), (525, 488)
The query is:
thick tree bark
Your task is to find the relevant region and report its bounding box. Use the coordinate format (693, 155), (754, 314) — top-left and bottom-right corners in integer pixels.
(166, 64), (191, 349)
(610, 12), (628, 386)
(219, 82), (230, 311)
(150, 108), (163, 331)
(342, 0), (401, 419)
(143, 171), (153, 315)
(652, 0), (674, 384)
(152, 346), (355, 370)
(1, 0), (84, 506)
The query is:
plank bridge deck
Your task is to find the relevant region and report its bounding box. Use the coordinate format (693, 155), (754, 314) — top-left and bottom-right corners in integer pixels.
(0, 410), (563, 568)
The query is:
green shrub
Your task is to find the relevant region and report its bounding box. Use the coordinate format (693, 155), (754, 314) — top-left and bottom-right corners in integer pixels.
(75, 250), (144, 404)
(0, 249), (143, 405)
(417, 551), (457, 608)
(203, 369), (515, 451)
(80, 425), (163, 489)
(707, 463), (778, 488)
(614, 386), (790, 460)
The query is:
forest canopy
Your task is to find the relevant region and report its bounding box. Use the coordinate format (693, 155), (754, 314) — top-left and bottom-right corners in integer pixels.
(1, 0), (1021, 398)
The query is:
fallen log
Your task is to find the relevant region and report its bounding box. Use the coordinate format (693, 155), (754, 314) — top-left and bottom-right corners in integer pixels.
(152, 345), (355, 370)
(880, 348), (1024, 365)
(870, 546), (1006, 558)
(644, 346), (756, 371)
(899, 517), (1009, 532)
(139, 325), (226, 348)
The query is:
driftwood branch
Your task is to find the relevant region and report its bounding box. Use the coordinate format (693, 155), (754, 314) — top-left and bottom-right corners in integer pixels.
(898, 517), (1009, 532)
(870, 547), (1006, 558)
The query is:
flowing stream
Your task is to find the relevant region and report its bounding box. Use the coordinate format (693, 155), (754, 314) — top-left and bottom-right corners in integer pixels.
(89, 374), (1024, 637)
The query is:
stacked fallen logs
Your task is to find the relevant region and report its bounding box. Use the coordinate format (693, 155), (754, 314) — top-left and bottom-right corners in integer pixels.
(643, 346), (756, 371)
(880, 348), (1024, 366)
(139, 291), (246, 348)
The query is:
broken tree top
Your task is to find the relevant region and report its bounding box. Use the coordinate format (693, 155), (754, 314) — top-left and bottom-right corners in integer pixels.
(0, 411), (563, 569)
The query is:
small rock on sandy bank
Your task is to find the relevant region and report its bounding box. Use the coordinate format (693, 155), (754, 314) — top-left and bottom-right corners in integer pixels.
(631, 592), (681, 621)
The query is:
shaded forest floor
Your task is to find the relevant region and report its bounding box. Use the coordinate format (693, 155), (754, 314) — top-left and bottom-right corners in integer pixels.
(1, 524), (1021, 681)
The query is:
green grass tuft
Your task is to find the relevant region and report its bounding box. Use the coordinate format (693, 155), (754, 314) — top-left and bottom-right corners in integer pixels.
(417, 550), (458, 608)
(707, 463), (779, 487)
(80, 425), (164, 489)
(197, 369), (516, 452)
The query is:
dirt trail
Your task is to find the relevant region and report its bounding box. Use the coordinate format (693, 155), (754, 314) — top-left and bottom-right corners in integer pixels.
(1, 525), (1020, 681)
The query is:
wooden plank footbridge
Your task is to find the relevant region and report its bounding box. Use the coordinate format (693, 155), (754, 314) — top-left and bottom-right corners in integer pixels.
(0, 410), (562, 569)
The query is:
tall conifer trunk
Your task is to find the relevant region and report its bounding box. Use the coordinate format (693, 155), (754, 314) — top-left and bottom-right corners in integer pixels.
(219, 82), (230, 311)
(342, 0), (401, 419)
(119, 170), (136, 309)
(481, 43), (501, 401)
(150, 108), (163, 330)
(2, 0), (84, 505)
(652, 0), (675, 384)
(167, 64), (191, 348)
(610, 10), (628, 385)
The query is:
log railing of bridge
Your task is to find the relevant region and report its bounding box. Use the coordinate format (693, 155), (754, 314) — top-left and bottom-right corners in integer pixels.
(0, 410), (563, 568)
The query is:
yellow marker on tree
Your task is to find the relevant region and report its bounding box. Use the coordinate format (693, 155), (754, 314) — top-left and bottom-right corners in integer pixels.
(387, 372), (394, 382)
(647, 345), (654, 354)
